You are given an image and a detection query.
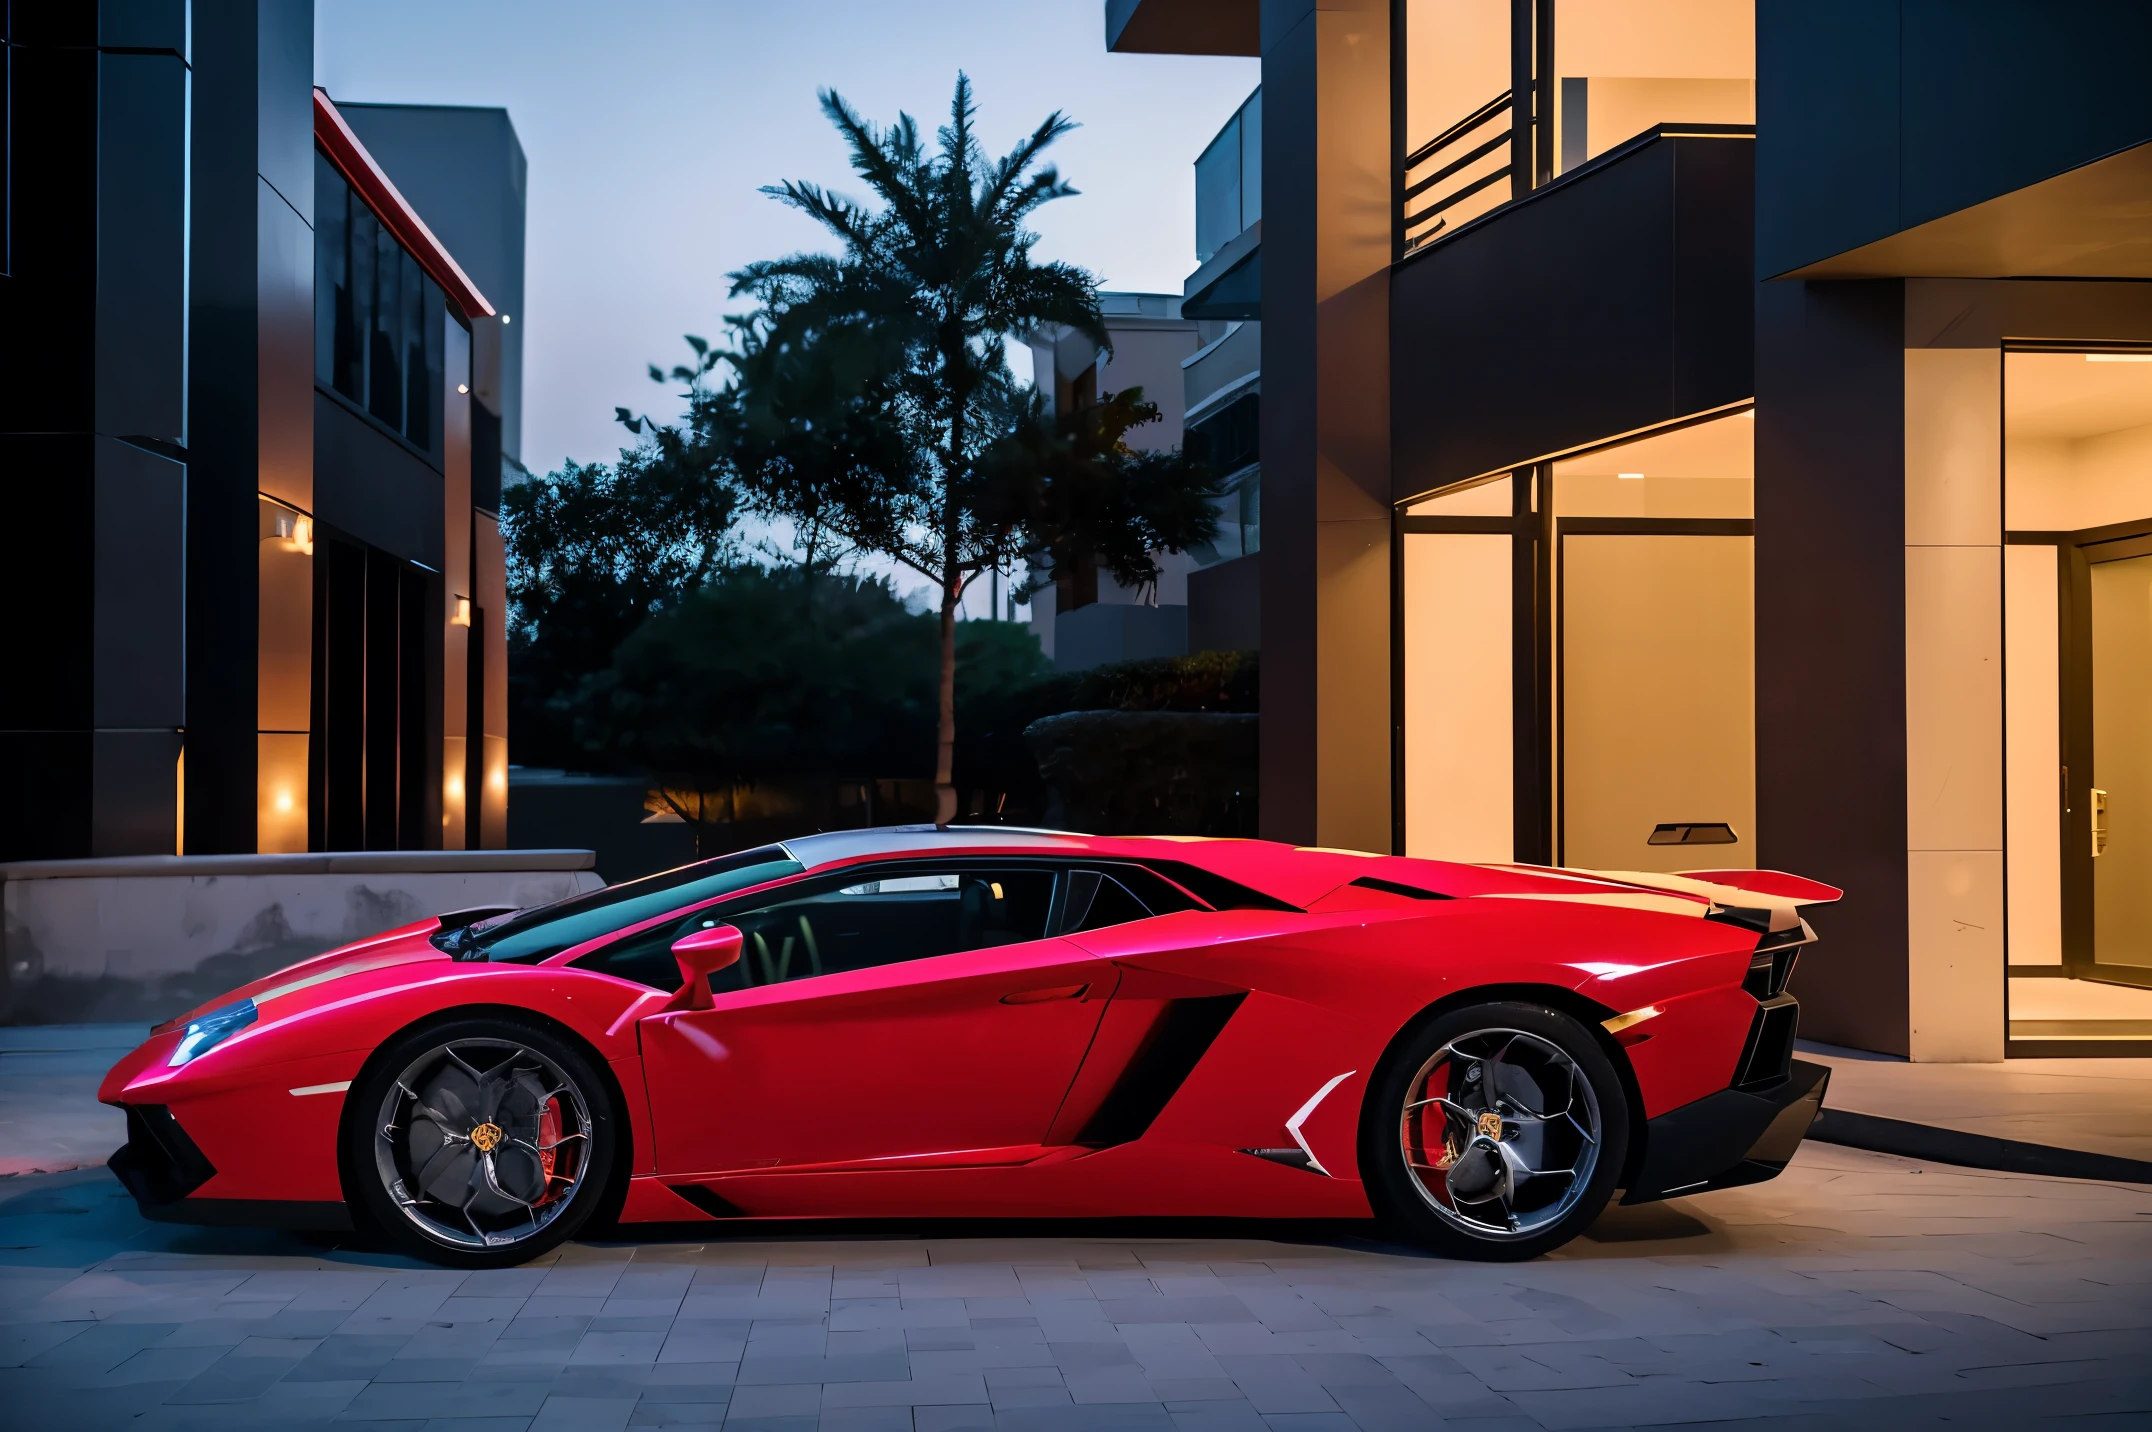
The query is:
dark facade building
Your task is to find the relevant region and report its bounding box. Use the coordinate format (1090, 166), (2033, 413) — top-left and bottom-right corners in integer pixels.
(1, 3), (520, 862)
(1108, 0), (2152, 1060)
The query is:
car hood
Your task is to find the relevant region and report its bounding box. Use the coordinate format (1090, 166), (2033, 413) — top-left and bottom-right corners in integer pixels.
(152, 917), (452, 1034)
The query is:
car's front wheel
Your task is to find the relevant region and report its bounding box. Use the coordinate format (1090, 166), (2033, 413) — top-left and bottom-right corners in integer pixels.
(1364, 1001), (1629, 1261)
(345, 1016), (617, 1268)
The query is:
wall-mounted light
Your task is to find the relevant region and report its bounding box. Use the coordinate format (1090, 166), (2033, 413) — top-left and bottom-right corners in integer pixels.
(452, 595), (472, 627)
(499, 314), (512, 325)
(446, 775), (464, 800)
(274, 789), (294, 814)
(1617, 472), (1645, 480)
(268, 512), (314, 553)
(457, 382), (470, 394)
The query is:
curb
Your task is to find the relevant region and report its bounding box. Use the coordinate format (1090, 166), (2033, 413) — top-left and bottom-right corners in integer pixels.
(1810, 1108), (2152, 1185)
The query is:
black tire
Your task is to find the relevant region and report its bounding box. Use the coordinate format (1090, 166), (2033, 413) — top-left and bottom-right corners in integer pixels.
(344, 1014), (618, 1269)
(1362, 1000), (1629, 1261)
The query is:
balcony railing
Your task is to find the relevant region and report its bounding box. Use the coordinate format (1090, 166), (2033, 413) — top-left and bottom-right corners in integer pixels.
(1400, 90), (1514, 253)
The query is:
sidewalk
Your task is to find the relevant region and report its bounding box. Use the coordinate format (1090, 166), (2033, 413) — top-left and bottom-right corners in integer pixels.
(0, 1023), (137, 1175)
(1800, 1039), (2152, 1182)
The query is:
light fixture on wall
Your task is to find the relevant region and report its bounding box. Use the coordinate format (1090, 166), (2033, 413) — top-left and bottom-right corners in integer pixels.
(452, 595), (472, 627)
(457, 382), (470, 394)
(268, 512), (314, 554)
(1617, 472), (1645, 480)
(2086, 353), (2152, 363)
(499, 314), (512, 325)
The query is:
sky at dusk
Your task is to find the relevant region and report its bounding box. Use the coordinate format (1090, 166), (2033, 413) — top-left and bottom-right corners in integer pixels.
(314, 1), (1259, 485)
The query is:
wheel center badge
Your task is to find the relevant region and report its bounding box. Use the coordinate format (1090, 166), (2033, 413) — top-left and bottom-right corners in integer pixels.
(470, 1122), (504, 1152)
(1476, 1111), (1504, 1141)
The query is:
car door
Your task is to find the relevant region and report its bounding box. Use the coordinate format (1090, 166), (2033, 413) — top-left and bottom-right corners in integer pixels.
(635, 862), (1116, 1177)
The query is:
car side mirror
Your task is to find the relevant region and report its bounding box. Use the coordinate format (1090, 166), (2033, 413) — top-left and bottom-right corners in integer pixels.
(663, 924), (742, 1012)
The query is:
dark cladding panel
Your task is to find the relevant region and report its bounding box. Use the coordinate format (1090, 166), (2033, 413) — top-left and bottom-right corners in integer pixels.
(1672, 138), (1758, 418)
(258, 178), (314, 514)
(0, 734), (92, 862)
(0, 44), (95, 434)
(0, 436), (95, 731)
(314, 390), (448, 571)
(1753, 278), (1910, 1056)
(91, 729), (182, 857)
(1754, 0), (1900, 281)
(1392, 134), (1752, 501)
(92, 437), (187, 730)
(1898, 0), (2152, 241)
(93, 52), (189, 446)
(256, 0), (315, 226)
(1759, 0), (2152, 278)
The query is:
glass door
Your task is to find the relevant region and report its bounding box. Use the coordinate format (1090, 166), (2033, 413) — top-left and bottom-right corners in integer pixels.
(2071, 533), (2152, 988)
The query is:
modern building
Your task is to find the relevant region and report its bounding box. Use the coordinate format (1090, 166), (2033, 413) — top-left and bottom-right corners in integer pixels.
(1107, 0), (2152, 1059)
(0, 3), (520, 862)
(1022, 292), (1209, 669)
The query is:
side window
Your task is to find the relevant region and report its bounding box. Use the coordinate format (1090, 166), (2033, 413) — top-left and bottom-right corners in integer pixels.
(573, 866), (1058, 993)
(1062, 865), (1206, 934)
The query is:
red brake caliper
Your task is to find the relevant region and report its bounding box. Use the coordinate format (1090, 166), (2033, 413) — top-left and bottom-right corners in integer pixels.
(536, 1097), (562, 1202)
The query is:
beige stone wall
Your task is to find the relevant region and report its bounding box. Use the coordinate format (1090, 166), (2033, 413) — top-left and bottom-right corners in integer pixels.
(1902, 346), (2005, 1062)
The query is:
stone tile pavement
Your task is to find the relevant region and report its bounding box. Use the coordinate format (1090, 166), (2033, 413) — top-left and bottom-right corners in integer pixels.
(1, 1143), (2148, 1430)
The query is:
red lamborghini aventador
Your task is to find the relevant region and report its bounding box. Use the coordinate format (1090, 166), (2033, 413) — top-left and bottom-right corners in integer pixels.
(101, 827), (1839, 1267)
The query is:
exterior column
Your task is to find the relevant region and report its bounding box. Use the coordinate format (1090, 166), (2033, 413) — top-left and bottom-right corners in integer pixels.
(1753, 278), (1911, 1055)
(1259, 0), (1393, 850)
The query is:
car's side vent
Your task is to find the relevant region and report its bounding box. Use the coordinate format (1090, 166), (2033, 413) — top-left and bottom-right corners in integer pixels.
(1740, 923), (1812, 1000)
(668, 1184), (747, 1220)
(1076, 993), (1247, 1147)
(1732, 995), (1799, 1089)
(1348, 876), (1452, 901)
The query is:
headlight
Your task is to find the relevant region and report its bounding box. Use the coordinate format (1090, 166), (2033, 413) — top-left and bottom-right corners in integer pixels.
(168, 999), (258, 1067)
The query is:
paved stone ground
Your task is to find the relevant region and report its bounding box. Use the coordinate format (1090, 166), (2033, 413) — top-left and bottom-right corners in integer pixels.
(1, 1144), (2147, 1431)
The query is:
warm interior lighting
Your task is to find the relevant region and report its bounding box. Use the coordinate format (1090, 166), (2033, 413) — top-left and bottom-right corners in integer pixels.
(446, 776), (464, 800)
(274, 789), (293, 814)
(1617, 472), (1645, 480)
(452, 595), (472, 627)
(457, 382), (470, 394)
(489, 770), (507, 791)
(267, 512), (313, 553)
(2086, 353), (2152, 362)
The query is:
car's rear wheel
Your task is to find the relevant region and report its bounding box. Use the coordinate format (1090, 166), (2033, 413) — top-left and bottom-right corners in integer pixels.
(1364, 1001), (1628, 1261)
(346, 1016), (616, 1269)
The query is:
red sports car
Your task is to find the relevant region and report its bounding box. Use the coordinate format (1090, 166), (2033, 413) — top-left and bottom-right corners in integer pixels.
(101, 827), (1838, 1268)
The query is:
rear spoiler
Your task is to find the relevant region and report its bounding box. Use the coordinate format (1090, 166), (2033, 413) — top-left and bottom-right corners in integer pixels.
(1575, 868), (1841, 933)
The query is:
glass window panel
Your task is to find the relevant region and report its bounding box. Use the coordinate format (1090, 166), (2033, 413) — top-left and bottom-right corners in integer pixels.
(346, 204), (376, 404)
(423, 279), (445, 455)
(1406, 475), (1510, 516)
(369, 224), (402, 428)
(1552, 412), (1753, 518)
(401, 250), (426, 446)
(1239, 88), (1261, 227)
(313, 153), (346, 390)
(1194, 112), (1241, 264)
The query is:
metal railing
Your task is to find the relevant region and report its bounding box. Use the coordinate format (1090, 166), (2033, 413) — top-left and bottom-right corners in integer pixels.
(1400, 90), (1514, 253)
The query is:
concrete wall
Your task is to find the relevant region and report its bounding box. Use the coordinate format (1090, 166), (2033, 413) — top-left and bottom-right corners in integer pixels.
(1, 851), (601, 1026)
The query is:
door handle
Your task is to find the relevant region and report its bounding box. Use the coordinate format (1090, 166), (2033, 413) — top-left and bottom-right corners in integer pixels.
(1001, 983), (1090, 1004)
(2092, 787), (2108, 857)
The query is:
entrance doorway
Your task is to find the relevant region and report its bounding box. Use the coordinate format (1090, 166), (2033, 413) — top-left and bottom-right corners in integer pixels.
(2003, 349), (2152, 1052)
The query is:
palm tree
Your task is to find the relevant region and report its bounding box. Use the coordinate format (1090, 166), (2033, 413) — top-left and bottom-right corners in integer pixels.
(735, 74), (1109, 826)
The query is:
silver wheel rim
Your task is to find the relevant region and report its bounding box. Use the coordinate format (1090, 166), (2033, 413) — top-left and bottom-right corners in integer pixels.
(373, 1037), (593, 1251)
(1398, 1026), (1602, 1240)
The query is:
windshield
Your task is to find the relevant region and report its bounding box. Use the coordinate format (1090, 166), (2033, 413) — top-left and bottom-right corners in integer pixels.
(464, 846), (805, 964)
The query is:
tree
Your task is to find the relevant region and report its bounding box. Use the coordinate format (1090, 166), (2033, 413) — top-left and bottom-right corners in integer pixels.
(981, 383), (1223, 604)
(500, 433), (737, 764)
(730, 74), (1217, 823)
